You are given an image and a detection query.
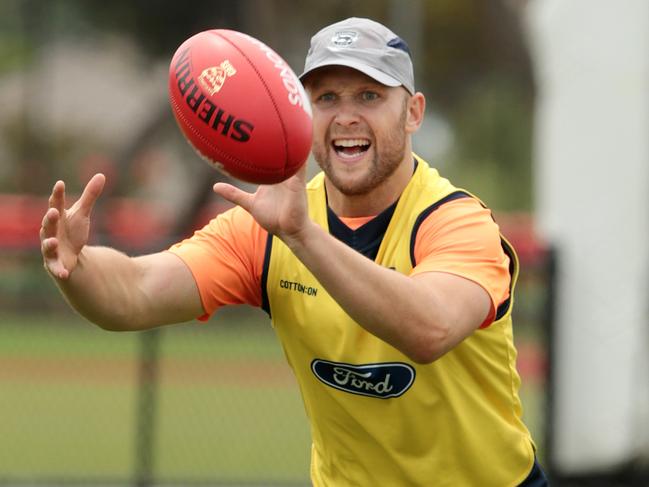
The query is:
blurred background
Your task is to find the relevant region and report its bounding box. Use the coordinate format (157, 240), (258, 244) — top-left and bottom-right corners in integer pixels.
(0, 0), (646, 486)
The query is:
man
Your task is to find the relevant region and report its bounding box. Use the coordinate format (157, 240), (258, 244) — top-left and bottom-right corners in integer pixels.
(41, 17), (546, 486)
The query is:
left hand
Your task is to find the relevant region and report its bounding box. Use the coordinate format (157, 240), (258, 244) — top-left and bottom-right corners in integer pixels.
(213, 164), (310, 243)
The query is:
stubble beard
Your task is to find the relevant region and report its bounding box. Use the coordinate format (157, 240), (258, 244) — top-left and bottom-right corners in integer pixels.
(312, 106), (408, 197)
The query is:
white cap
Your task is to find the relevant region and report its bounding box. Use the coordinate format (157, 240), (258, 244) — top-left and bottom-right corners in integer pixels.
(300, 17), (415, 94)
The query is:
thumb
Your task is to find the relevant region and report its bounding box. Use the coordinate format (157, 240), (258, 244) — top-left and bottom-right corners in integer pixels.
(213, 182), (255, 212)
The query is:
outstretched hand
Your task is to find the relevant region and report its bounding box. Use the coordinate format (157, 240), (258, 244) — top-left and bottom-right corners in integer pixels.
(213, 164), (310, 244)
(40, 173), (106, 280)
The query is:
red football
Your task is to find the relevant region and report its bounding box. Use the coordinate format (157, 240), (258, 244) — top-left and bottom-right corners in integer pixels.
(168, 30), (312, 184)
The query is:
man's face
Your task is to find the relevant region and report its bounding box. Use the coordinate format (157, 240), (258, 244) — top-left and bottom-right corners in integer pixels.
(305, 66), (412, 196)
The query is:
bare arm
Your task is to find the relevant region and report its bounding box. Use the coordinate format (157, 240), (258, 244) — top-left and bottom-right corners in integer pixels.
(40, 174), (203, 331)
(214, 167), (490, 364)
(56, 248), (203, 331)
(282, 222), (490, 363)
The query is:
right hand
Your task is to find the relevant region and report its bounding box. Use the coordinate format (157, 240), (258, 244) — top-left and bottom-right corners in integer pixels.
(40, 173), (106, 280)
(213, 164), (310, 245)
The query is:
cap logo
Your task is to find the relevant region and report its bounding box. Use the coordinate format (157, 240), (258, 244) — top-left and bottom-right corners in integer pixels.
(331, 30), (358, 47)
(198, 60), (237, 96)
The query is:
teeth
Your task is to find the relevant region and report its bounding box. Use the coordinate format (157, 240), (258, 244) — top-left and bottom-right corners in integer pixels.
(333, 139), (370, 148)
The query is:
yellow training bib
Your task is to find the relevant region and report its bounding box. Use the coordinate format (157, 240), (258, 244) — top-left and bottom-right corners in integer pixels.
(263, 155), (535, 486)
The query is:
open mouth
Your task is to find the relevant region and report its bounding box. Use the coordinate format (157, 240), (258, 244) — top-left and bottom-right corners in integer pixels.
(332, 138), (371, 159)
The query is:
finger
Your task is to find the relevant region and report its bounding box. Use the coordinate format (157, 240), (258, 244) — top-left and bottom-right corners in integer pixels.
(48, 180), (66, 214)
(213, 182), (255, 212)
(41, 236), (58, 259)
(77, 173), (106, 215)
(40, 207), (60, 240)
(41, 238), (69, 280)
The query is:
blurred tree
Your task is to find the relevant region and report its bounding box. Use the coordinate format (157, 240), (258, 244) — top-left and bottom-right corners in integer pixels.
(0, 1), (34, 74)
(50, 0), (244, 59)
(420, 0), (533, 108)
(446, 75), (533, 211)
(414, 0), (534, 210)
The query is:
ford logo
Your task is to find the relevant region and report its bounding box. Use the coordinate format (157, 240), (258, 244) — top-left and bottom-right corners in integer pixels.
(311, 359), (415, 399)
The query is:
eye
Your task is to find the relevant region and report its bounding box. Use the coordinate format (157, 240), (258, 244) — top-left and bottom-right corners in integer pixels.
(316, 92), (337, 103)
(360, 91), (380, 102)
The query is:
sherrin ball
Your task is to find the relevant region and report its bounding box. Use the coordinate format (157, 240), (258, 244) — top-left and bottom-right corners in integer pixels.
(168, 29), (313, 184)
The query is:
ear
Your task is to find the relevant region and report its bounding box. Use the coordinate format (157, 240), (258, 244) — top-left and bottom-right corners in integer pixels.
(405, 92), (426, 134)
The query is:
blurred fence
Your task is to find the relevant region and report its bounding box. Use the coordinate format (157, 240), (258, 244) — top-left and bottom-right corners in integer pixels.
(0, 207), (551, 487)
(0, 272), (312, 486)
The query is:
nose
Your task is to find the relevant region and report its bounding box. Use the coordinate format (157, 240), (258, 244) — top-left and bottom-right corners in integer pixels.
(333, 99), (360, 127)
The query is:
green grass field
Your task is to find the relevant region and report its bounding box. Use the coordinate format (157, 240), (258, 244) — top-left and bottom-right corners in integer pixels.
(0, 308), (545, 484)
(0, 309), (311, 484)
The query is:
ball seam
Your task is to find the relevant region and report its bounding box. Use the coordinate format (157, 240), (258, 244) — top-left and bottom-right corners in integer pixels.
(215, 31), (290, 177)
